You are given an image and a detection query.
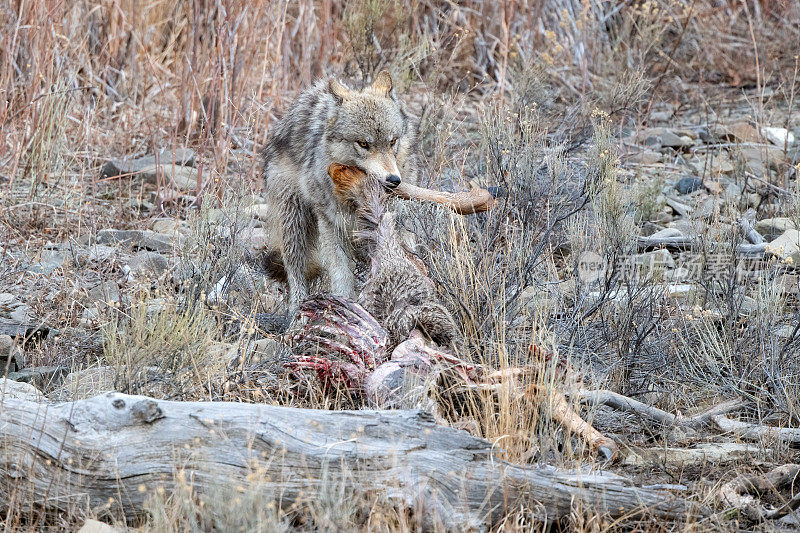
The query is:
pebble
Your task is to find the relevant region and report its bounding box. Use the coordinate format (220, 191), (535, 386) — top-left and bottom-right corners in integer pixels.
(675, 176), (702, 195)
(97, 229), (174, 252)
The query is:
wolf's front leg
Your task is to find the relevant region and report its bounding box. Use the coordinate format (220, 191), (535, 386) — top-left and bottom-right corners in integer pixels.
(318, 217), (355, 300)
(281, 196), (313, 312)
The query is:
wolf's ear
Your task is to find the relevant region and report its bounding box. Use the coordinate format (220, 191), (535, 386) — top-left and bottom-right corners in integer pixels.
(370, 70), (393, 96)
(328, 78), (351, 104)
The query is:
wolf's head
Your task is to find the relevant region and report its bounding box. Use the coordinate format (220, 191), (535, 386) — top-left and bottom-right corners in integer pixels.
(325, 71), (407, 190)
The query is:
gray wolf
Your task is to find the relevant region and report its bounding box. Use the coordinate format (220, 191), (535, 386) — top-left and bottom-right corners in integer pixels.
(261, 70), (420, 311)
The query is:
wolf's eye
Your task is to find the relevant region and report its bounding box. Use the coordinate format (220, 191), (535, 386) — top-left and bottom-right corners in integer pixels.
(390, 138), (398, 147)
(356, 140), (370, 150)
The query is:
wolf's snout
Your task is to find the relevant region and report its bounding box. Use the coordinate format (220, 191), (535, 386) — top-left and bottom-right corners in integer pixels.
(385, 175), (401, 189)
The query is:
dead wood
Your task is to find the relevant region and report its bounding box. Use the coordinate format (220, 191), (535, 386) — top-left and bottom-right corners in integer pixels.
(0, 379), (697, 528)
(719, 464), (800, 521)
(636, 235), (766, 256)
(327, 163), (497, 215)
(577, 390), (745, 430)
(711, 415), (800, 444)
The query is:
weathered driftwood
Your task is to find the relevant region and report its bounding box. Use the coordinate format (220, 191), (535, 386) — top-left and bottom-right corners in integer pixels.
(635, 235), (766, 256)
(711, 415), (800, 444)
(327, 163), (497, 215)
(0, 379), (696, 528)
(577, 390), (744, 430)
(719, 464), (800, 521)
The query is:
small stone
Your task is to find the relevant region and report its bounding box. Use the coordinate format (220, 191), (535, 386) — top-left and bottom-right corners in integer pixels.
(9, 305), (32, 324)
(660, 130), (694, 149)
(725, 122), (762, 143)
(0, 334), (23, 374)
(7, 366), (68, 391)
(765, 229), (800, 263)
(760, 126), (794, 147)
(100, 148), (195, 179)
(126, 251), (169, 279)
(79, 307), (102, 328)
(151, 218), (189, 235)
(738, 145), (787, 177)
(97, 229), (174, 252)
(628, 150), (663, 165)
(631, 249), (675, 273)
(694, 196), (719, 220)
(675, 176), (702, 194)
(52, 367), (116, 401)
(650, 228), (684, 239)
(665, 197), (693, 217)
(88, 281), (121, 304)
(75, 244), (117, 265)
(754, 218), (798, 241)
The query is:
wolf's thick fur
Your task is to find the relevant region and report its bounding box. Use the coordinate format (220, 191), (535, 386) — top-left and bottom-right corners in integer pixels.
(261, 71), (419, 310)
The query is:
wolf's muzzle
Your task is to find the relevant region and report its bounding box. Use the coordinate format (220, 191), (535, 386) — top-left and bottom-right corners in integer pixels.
(384, 175), (401, 189)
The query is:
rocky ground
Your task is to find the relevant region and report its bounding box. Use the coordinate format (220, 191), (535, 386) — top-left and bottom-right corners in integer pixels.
(1, 89), (800, 530)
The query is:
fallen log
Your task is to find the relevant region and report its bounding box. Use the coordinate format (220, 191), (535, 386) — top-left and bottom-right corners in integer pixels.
(0, 379), (697, 528)
(327, 163), (497, 215)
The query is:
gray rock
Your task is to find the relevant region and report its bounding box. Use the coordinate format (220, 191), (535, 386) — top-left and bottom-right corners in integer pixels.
(8, 366), (68, 391)
(100, 147), (195, 179)
(650, 228), (684, 239)
(75, 244), (117, 265)
(0, 334), (22, 374)
(641, 222), (665, 237)
(9, 305), (32, 324)
(88, 281), (121, 304)
(51, 366), (116, 401)
(125, 251), (169, 279)
(760, 126), (794, 147)
(0, 377), (46, 402)
(665, 197), (693, 217)
(738, 145), (787, 176)
(674, 176), (702, 195)
(632, 249), (675, 271)
(754, 217), (798, 241)
(659, 130), (694, 149)
(151, 218), (189, 235)
(766, 229), (800, 263)
(97, 229), (174, 252)
(628, 150), (663, 165)
(32, 250), (69, 274)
